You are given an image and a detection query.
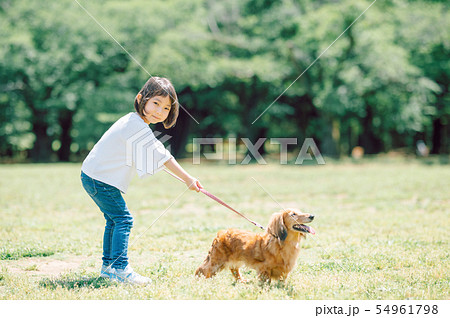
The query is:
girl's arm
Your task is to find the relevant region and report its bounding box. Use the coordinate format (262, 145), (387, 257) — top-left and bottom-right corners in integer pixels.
(164, 158), (203, 192)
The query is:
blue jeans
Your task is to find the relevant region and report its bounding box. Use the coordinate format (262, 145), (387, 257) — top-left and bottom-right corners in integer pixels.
(81, 171), (133, 269)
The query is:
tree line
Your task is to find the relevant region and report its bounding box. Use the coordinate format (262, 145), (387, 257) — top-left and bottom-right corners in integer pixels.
(0, 0), (448, 162)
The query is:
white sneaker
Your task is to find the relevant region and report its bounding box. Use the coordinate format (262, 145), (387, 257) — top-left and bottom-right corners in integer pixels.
(100, 265), (116, 279)
(114, 265), (152, 285)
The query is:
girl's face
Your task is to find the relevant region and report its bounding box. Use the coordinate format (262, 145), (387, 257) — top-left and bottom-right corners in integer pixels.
(143, 95), (171, 124)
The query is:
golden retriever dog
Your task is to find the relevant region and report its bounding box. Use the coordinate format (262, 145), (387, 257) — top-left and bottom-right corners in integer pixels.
(195, 208), (315, 283)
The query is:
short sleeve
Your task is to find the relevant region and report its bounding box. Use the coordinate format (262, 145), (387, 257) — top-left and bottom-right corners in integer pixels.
(140, 137), (173, 177)
(124, 125), (173, 177)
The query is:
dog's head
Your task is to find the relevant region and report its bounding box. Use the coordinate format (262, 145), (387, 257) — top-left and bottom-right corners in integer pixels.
(267, 208), (315, 242)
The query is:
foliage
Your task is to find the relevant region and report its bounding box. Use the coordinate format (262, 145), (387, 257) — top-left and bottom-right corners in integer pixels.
(0, 0), (448, 161)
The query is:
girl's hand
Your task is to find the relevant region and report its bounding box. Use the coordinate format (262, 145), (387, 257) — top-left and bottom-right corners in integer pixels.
(163, 159), (203, 192)
(186, 177), (203, 192)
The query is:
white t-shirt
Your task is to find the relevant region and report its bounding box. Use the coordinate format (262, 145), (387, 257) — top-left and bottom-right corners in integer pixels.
(82, 112), (173, 193)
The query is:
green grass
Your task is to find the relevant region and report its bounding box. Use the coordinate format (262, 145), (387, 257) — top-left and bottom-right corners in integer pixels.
(0, 159), (448, 299)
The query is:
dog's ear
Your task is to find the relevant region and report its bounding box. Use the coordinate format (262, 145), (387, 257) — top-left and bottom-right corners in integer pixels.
(267, 212), (287, 242)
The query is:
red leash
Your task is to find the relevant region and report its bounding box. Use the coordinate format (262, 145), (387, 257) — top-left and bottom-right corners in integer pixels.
(163, 169), (265, 231)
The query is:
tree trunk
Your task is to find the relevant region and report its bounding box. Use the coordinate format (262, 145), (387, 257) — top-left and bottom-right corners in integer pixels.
(320, 117), (339, 157)
(57, 108), (75, 161)
(240, 77), (269, 162)
(430, 81), (448, 154)
(30, 108), (53, 162)
(359, 105), (383, 154)
(430, 118), (443, 154)
(166, 106), (191, 158)
(154, 87), (195, 158)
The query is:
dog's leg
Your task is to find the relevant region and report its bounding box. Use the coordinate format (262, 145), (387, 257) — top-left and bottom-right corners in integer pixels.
(230, 267), (248, 283)
(230, 267), (243, 281)
(257, 271), (271, 284)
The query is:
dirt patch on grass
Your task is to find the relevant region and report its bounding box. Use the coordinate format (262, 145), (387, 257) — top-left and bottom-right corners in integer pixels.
(1, 255), (94, 277)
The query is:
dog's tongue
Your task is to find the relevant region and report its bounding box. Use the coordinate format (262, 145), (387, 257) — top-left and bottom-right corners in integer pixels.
(305, 225), (316, 235)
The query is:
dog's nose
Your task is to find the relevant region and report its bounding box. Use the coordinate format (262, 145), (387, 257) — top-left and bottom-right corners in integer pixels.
(309, 215), (315, 220)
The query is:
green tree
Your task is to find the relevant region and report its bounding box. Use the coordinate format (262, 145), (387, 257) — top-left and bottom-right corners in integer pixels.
(274, 0), (448, 155)
(0, 1), (132, 161)
(397, 1), (450, 153)
(1, 0), (448, 162)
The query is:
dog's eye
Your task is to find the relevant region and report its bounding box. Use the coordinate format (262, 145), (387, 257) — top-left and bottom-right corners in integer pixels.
(290, 212), (295, 217)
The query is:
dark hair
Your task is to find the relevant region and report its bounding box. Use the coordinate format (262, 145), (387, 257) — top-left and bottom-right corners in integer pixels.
(134, 77), (179, 128)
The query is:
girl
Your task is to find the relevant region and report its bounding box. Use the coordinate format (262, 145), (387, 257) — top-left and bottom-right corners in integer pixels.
(81, 77), (203, 285)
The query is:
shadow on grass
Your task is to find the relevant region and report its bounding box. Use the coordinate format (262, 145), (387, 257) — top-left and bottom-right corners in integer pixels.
(419, 155), (449, 165)
(1, 248), (55, 260)
(39, 273), (115, 290)
(271, 280), (299, 296)
(231, 277), (298, 297)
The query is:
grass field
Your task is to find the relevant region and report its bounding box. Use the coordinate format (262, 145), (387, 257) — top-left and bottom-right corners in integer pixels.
(0, 159), (449, 300)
